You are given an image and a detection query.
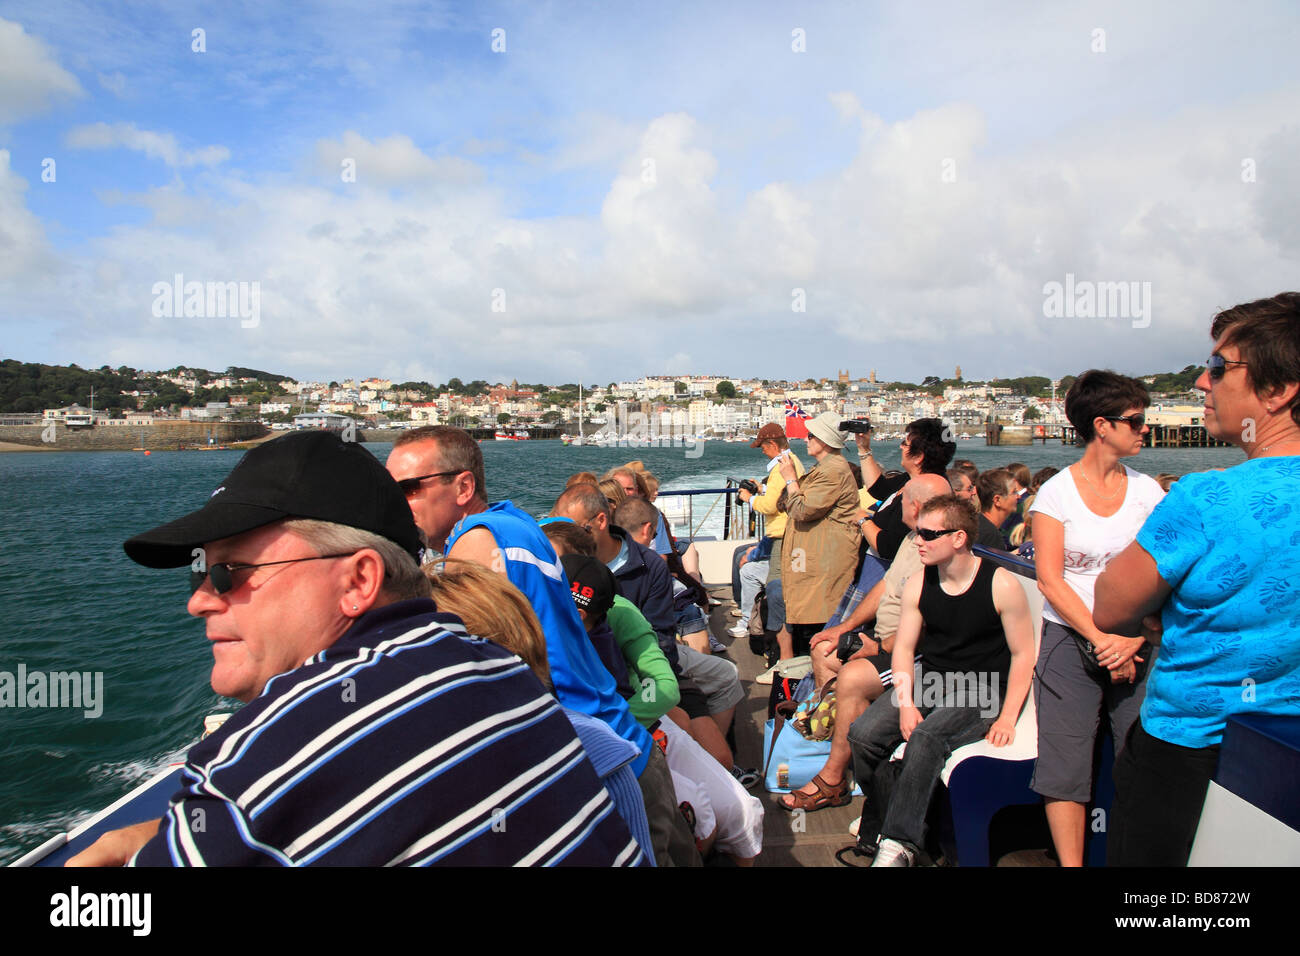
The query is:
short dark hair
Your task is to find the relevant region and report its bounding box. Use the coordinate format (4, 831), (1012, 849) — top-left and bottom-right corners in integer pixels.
(919, 493), (978, 544)
(977, 467), (1015, 511)
(946, 468), (970, 494)
(1064, 370), (1152, 444)
(1211, 292), (1300, 428)
(394, 426), (487, 503)
(614, 497), (658, 536)
(1031, 466), (1058, 492)
(552, 483), (610, 523)
(1005, 462), (1031, 490)
(904, 418), (956, 474)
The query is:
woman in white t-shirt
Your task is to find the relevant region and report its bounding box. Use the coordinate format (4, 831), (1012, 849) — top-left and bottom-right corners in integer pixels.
(1028, 371), (1165, 867)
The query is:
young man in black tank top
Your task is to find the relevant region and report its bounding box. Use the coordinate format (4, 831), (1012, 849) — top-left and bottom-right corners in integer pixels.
(846, 495), (1035, 866)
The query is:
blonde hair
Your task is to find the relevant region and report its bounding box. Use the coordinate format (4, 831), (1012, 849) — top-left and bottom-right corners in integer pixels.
(598, 477), (627, 511)
(1008, 495), (1035, 548)
(423, 560), (552, 690)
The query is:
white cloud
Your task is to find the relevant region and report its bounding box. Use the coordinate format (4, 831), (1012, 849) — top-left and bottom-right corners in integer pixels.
(312, 131), (481, 187)
(96, 71), (126, 96)
(65, 122), (230, 168)
(0, 18), (82, 123)
(11, 85), (1300, 383)
(0, 150), (57, 282)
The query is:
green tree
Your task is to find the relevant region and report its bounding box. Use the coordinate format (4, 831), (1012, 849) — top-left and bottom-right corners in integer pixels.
(716, 380), (736, 400)
(1024, 406), (1042, 421)
(674, 381), (687, 395)
(497, 412), (511, 425)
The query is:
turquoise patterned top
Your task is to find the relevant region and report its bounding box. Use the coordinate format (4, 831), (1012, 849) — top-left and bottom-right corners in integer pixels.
(1136, 456), (1300, 748)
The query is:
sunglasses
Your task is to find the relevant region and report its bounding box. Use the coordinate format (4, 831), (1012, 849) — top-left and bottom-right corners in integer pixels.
(395, 469), (463, 498)
(1206, 354), (1248, 382)
(1103, 414), (1146, 430)
(917, 527), (960, 542)
(190, 552), (358, 594)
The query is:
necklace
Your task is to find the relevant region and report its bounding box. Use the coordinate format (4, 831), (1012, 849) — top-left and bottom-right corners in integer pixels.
(943, 557), (981, 595)
(1078, 464), (1126, 501)
(1258, 438), (1300, 455)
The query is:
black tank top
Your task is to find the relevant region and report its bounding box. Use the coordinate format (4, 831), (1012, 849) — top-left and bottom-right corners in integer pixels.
(917, 558), (1010, 685)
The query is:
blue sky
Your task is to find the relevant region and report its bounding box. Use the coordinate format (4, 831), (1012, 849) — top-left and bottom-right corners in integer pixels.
(2, 1), (1298, 386)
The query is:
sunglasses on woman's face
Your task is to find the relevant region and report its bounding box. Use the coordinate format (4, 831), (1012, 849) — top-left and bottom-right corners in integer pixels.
(1103, 414), (1146, 430)
(917, 527), (959, 542)
(1206, 354), (1248, 382)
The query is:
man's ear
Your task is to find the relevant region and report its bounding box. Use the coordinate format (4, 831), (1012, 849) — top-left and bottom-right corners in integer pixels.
(454, 472), (477, 507)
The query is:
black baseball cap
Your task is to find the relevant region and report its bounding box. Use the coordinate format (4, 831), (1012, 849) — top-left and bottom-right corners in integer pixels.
(124, 431), (421, 567)
(559, 553), (616, 622)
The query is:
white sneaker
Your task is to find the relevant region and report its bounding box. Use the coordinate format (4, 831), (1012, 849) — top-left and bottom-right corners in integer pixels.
(728, 608), (744, 619)
(727, 622), (749, 639)
(870, 838), (916, 867)
(755, 662), (781, 685)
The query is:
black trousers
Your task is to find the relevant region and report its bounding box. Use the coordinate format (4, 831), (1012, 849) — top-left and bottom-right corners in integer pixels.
(1108, 720), (1220, 866)
(789, 622), (824, 658)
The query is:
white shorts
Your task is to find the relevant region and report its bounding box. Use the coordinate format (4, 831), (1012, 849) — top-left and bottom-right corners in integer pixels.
(670, 770), (716, 844)
(659, 718), (764, 859)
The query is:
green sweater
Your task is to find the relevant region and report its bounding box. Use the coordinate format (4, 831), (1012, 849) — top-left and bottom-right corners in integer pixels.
(605, 596), (680, 726)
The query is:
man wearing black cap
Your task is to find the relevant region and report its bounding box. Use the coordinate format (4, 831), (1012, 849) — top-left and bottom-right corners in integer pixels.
(69, 431), (641, 866)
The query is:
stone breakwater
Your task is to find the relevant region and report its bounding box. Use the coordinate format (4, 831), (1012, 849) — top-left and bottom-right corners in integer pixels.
(0, 421), (267, 451)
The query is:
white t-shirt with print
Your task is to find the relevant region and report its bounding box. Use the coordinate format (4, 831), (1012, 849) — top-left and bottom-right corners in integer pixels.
(1029, 466), (1166, 626)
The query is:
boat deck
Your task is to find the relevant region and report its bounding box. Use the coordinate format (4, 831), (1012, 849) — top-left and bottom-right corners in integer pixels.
(704, 586), (864, 866)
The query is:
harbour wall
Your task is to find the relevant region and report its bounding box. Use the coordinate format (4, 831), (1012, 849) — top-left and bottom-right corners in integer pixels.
(0, 422), (267, 451)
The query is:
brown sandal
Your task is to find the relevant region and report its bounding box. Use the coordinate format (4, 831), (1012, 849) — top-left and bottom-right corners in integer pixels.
(778, 773), (851, 813)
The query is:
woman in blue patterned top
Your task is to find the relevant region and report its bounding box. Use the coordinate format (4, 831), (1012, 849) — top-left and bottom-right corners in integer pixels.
(1095, 292), (1300, 866)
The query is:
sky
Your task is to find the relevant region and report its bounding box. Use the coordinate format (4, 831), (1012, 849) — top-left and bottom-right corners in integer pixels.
(1, 1), (1298, 387)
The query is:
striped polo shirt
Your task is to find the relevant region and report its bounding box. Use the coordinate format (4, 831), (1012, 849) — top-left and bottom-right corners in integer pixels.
(131, 600), (642, 866)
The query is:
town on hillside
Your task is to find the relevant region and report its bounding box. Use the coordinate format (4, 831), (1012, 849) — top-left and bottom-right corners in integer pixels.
(0, 361), (1209, 440)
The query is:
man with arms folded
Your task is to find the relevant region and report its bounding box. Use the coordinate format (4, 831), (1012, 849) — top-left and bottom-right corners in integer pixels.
(70, 432), (640, 866)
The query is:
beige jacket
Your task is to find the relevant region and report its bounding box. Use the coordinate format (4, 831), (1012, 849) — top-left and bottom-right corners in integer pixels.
(780, 451), (862, 624)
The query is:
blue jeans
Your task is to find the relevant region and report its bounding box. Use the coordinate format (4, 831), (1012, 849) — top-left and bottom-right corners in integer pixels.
(848, 675), (1001, 850)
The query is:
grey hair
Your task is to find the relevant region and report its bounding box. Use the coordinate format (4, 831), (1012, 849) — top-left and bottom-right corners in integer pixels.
(280, 519), (430, 601)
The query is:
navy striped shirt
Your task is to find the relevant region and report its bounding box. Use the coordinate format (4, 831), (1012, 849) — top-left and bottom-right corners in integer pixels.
(132, 600), (642, 866)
